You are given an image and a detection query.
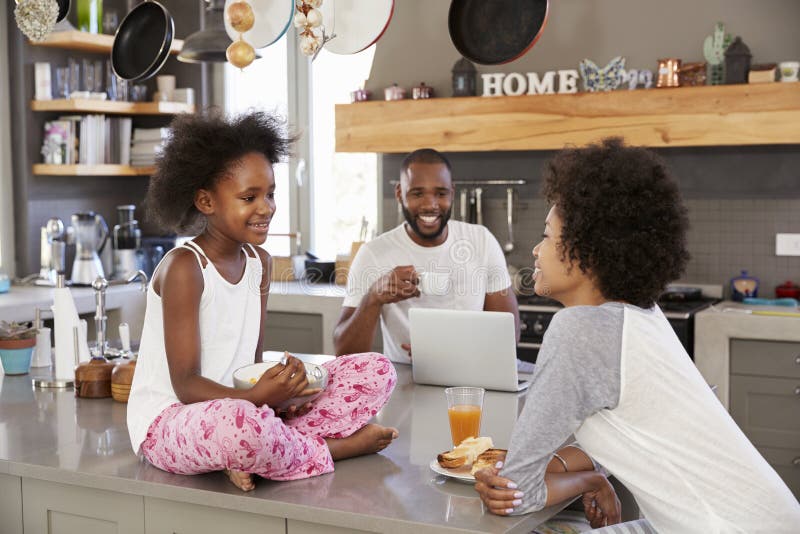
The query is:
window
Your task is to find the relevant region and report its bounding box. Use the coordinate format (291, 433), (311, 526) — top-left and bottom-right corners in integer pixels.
(0, 5), (15, 277)
(224, 36), (292, 257)
(223, 37), (379, 260)
(309, 47), (378, 259)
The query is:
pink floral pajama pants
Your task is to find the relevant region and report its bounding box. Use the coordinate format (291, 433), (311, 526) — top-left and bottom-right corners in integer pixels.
(140, 353), (396, 481)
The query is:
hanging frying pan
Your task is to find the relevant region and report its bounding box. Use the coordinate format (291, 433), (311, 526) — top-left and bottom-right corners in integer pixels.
(223, 0), (293, 49)
(111, 0), (174, 82)
(56, 0), (70, 22)
(320, 0), (394, 55)
(448, 0), (549, 65)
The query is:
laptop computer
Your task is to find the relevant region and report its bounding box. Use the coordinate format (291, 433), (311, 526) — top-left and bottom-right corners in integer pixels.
(409, 308), (531, 392)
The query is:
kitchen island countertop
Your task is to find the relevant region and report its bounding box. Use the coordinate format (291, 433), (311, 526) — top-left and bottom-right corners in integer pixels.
(0, 357), (562, 533)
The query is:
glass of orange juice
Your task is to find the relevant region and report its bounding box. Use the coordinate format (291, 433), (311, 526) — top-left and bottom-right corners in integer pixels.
(445, 386), (485, 446)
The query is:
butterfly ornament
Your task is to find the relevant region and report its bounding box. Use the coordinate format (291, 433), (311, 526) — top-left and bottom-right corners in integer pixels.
(579, 56), (627, 92)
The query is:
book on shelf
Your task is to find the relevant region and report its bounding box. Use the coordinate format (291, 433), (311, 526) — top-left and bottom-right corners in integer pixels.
(41, 114), (133, 166)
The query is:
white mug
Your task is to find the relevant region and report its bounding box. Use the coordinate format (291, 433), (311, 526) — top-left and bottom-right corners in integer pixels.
(778, 61), (799, 82)
(417, 271), (450, 296)
(156, 75), (176, 100)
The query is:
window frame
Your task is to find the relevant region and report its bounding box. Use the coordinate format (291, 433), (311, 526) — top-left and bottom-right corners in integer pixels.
(0, 5), (16, 277)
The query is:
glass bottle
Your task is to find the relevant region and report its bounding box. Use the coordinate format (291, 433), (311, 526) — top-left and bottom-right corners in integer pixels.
(77, 0), (103, 34)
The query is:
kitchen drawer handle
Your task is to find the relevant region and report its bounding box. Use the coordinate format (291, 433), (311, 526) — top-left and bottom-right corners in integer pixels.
(794, 457), (800, 467)
(795, 355), (800, 365)
(518, 342), (542, 349)
(796, 386), (800, 396)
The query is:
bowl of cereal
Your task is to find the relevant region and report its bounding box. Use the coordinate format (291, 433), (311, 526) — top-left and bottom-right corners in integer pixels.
(233, 358), (329, 410)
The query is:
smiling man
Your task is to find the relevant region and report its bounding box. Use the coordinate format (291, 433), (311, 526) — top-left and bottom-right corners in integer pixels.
(333, 148), (519, 363)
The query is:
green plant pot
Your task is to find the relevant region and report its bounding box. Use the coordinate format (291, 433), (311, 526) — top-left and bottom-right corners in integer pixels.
(0, 338), (36, 375)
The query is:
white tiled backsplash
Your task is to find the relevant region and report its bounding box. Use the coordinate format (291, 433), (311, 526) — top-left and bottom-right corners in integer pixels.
(383, 197), (800, 300)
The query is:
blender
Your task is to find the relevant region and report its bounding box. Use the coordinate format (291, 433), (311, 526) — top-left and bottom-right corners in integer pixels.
(111, 205), (142, 279)
(69, 212), (109, 286)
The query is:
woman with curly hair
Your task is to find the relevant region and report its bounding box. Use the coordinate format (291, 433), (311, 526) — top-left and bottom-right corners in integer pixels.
(474, 138), (799, 532)
(127, 110), (398, 492)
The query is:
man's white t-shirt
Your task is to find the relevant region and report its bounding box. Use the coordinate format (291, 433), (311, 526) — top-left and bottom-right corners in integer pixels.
(343, 220), (512, 363)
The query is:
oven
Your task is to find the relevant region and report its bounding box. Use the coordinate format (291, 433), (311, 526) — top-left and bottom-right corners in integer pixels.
(516, 295), (561, 363)
(516, 295), (717, 363)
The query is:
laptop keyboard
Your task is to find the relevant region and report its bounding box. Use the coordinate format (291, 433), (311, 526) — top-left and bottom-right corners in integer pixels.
(516, 359), (536, 374)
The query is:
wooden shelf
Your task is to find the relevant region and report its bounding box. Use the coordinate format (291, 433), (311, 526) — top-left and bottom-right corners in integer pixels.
(33, 164), (155, 176)
(335, 83), (800, 153)
(31, 99), (195, 115)
(31, 30), (183, 55)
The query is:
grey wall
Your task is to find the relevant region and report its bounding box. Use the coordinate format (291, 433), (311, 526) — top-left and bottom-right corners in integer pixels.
(6, 0), (206, 277)
(373, 1), (800, 298)
(368, 0), (800, 97)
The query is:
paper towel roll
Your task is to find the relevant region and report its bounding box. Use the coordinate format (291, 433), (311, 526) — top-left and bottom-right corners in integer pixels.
(31, 327), (52, 367)
(52, 286), (79, 380)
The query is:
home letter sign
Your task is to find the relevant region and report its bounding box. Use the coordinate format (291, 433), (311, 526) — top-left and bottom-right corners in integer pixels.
(482, 70), (580, 97)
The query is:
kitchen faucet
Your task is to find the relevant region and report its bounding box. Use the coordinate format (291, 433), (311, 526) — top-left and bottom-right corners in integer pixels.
(91, 270), (147, 358)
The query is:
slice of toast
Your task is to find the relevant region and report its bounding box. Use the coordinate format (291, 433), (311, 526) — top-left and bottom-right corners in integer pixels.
(437, 436), (494, 469)
(470, 448), (508, 475)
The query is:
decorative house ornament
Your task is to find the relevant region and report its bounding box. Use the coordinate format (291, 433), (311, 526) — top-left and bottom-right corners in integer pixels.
(622, 69), (653, 90)
(724, 36), (751, 84)
(656, 58), (681, 88)
(452, 57), (477, 97)
(703, 22), (732, 85)
(481, 70), (579, 97)
(578, 57), (626, 92)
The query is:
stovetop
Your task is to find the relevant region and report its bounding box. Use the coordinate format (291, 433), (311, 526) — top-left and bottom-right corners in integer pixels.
(516, 293), (719, 318)
(517, 294), (562, 311)
(657, 297), (719, 318)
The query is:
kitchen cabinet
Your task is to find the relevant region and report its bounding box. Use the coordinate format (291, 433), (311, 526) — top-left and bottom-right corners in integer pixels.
(729, 339), (800, 497)
(287, 519), (374, 533)
(145, 497), (284, 533)
(0, 473), (23, 534)
(335, 83), (800, 153)
(264, 311), (324, 354)
(22, 478), (145, 534)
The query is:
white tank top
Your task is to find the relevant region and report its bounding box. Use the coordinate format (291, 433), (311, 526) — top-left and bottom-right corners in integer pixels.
(127, 241), (263, 453)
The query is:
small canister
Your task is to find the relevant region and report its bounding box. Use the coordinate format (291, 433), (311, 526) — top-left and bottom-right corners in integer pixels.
(384, 83), (406, 101)
(412, 82), (434, 100)
(730, 270), (759, 301)
(349, 88), (370, 103)
(775, 280), (800, 299)
(656, 58), (681, 88)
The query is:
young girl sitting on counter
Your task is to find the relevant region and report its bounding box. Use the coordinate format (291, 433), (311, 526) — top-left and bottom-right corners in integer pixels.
(127, 110), (398, 491)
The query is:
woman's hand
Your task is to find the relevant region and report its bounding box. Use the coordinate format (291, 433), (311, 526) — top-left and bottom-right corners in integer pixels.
(249, 355), (309, 407)
(473, 464), (524, 516)
(581, 473), (621, 527)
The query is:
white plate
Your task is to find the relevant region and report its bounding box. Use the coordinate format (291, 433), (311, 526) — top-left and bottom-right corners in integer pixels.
(321, 0), (394, 55)
(429, 459), (475, 484)
(224, 0), (294, 49)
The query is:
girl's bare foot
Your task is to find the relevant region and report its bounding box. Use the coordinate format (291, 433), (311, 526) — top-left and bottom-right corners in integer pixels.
(325, 423), (399, 461)
(224, 468), (255, 491)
